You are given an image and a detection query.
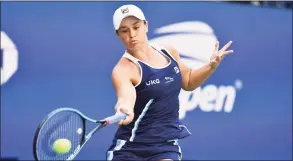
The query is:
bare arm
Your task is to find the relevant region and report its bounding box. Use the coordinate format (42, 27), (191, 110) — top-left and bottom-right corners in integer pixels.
(112, 60), (137, 125)
(166, 41), (233, 91)
(185, 63), (215, 91)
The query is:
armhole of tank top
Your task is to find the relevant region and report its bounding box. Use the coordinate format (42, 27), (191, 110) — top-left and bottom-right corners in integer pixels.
(122, 53), (143, 88)
(150, 43), (178, 63)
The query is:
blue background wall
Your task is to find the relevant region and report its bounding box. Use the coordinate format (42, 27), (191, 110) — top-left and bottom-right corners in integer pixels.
(1, 2), (292, 160)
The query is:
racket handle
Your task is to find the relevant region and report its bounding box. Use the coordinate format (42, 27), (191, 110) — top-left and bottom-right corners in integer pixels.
(105, 113), (127, 125)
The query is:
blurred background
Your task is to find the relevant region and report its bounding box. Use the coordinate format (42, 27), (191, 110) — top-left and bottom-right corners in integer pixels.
(1, 1), (292, 160)
(229, 1), (293, 9)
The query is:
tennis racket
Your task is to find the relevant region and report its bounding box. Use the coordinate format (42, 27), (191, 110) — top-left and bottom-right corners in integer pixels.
(33, 107), (126, 161)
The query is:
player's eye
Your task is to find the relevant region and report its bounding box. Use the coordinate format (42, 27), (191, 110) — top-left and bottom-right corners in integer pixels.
(133, 26), (140, 30)
(120, 29), (128, 33)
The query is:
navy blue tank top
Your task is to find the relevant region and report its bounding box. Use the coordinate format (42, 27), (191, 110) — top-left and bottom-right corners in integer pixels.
(114, 44), (191, 143)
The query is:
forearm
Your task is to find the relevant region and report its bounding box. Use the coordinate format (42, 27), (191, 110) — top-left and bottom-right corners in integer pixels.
(186, 63), (215, 91)
(115, 97), (134, 112)
(114, 84), (136, 114)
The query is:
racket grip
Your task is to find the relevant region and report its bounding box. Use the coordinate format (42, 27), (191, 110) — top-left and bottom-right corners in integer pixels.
(105, 113), (127, 125)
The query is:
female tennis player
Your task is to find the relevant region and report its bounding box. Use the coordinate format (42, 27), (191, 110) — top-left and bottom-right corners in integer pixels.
(107, 4), (233, 161)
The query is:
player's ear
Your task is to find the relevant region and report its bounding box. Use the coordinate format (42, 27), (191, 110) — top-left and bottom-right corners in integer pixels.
(144, 20), (148, 33)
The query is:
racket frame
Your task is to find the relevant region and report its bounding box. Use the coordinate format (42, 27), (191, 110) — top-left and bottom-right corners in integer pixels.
(33, 108), (103, 161)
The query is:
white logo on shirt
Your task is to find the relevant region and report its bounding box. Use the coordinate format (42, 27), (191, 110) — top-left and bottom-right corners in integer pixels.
(174, 66), (179, 74)
(165, 77), (174, 83)
(146, 79), (160, 86)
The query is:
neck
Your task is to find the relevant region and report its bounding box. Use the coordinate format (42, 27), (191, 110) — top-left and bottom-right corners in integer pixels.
(126, 42), (153, 61)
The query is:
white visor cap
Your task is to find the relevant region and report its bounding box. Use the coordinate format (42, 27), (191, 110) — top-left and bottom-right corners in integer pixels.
(113, 4), (146, 30)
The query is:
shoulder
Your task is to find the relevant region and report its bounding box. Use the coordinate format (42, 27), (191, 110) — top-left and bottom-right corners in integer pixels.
(112, 58), (134, 76)
(153, 43), (181, 61)
(112, 57), (140, 81)
(164, 46), (180, 60)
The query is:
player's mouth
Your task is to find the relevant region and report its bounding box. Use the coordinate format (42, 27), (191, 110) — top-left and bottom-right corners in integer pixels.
(130, 40), (139, 45)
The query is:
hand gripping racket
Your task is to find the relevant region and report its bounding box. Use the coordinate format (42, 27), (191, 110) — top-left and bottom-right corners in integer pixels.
(33, 107), (126, 160)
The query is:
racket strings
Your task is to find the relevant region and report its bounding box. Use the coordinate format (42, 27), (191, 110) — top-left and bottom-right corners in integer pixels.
(36, 111), (84, 160)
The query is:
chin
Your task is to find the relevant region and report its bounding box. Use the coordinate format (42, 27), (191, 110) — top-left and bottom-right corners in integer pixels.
(128, 43), (142, 51)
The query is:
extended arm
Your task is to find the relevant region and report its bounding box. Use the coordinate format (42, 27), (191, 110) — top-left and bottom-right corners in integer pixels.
(167, 41), (233, 91)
